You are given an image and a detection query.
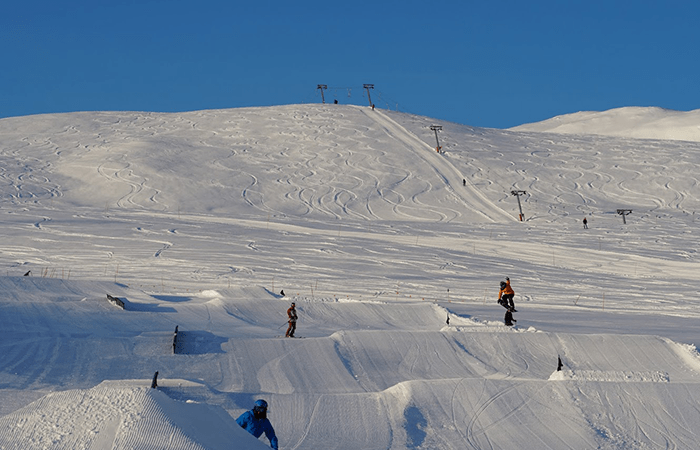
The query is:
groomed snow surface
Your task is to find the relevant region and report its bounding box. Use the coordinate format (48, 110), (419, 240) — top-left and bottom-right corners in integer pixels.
(1, 104), (700, 449)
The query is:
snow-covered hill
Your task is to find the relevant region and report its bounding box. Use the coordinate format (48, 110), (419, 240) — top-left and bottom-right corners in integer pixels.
(1, 104), (699, 449)
(510, 106), (700, 142)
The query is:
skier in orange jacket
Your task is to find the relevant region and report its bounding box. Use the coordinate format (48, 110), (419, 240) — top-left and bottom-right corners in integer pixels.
(285, 303), (298, 338)
(498, 277), (516, 311)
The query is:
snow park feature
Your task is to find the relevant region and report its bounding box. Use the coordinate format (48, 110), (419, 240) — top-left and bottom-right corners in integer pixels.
(0, 104), (700, 449)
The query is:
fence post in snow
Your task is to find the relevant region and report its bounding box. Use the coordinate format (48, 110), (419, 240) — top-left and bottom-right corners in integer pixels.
(173, 326), (179, 354)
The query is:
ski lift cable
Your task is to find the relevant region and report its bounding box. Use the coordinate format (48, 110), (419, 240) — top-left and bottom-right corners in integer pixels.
(314, 84), (421, 114)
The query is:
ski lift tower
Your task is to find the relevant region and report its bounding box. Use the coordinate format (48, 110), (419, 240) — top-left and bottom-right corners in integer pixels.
(616, 209), (632, 224)
(317, 84), (328, 104)
(430, 125), (442, 153)
(363, 84), (374, 107)
(511, 190), (527, 221)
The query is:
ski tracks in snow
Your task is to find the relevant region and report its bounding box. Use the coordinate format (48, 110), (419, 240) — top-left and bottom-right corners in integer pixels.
(96, 161), (162, 210)
(290, 395), (323, 450)
(362, 108), (514, 223)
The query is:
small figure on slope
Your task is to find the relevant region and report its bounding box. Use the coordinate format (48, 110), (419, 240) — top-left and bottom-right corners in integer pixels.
(498, 277), (517, 311)
(583, 217), (588, 229)
(236, 399), (279, 449)
(504, 307), (517, 326)
(285, 302), (298, 338)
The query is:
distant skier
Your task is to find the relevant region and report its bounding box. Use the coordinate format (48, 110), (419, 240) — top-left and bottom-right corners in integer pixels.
(583, 217), (588, 229)
(504, 308), (516, 326)
(498, 277), (516, 311)
(285, 302), (298, 338)
(236, 399), (278, 449)
(463, 179), (466, 186)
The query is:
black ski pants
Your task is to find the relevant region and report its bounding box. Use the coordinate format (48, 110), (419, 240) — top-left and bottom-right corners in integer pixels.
(500, 294), (515, 309)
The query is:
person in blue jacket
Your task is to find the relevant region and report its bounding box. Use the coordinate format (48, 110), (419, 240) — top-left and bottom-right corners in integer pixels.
(236, 399), (279, 449)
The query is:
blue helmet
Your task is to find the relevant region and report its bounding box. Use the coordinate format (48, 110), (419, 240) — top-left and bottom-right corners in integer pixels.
(253, 399), (268, 412)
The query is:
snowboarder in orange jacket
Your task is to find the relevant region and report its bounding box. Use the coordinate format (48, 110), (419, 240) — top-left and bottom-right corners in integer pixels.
(498, 277), (516, 311)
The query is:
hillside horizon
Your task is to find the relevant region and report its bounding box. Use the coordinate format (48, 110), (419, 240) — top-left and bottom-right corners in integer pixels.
(511, 105), (700, 142)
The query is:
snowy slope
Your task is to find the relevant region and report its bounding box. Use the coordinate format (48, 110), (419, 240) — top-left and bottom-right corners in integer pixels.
(510, 106), (700, 142)
(0, 104), (700, 449)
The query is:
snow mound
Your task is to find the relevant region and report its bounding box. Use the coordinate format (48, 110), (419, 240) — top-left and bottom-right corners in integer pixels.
(510, 106), (700, 142)
(0, 382), (269, 450)
(197, 290), (222, 298)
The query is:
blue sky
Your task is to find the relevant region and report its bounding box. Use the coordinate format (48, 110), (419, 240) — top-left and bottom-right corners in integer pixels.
(2, 0), (699, 128)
